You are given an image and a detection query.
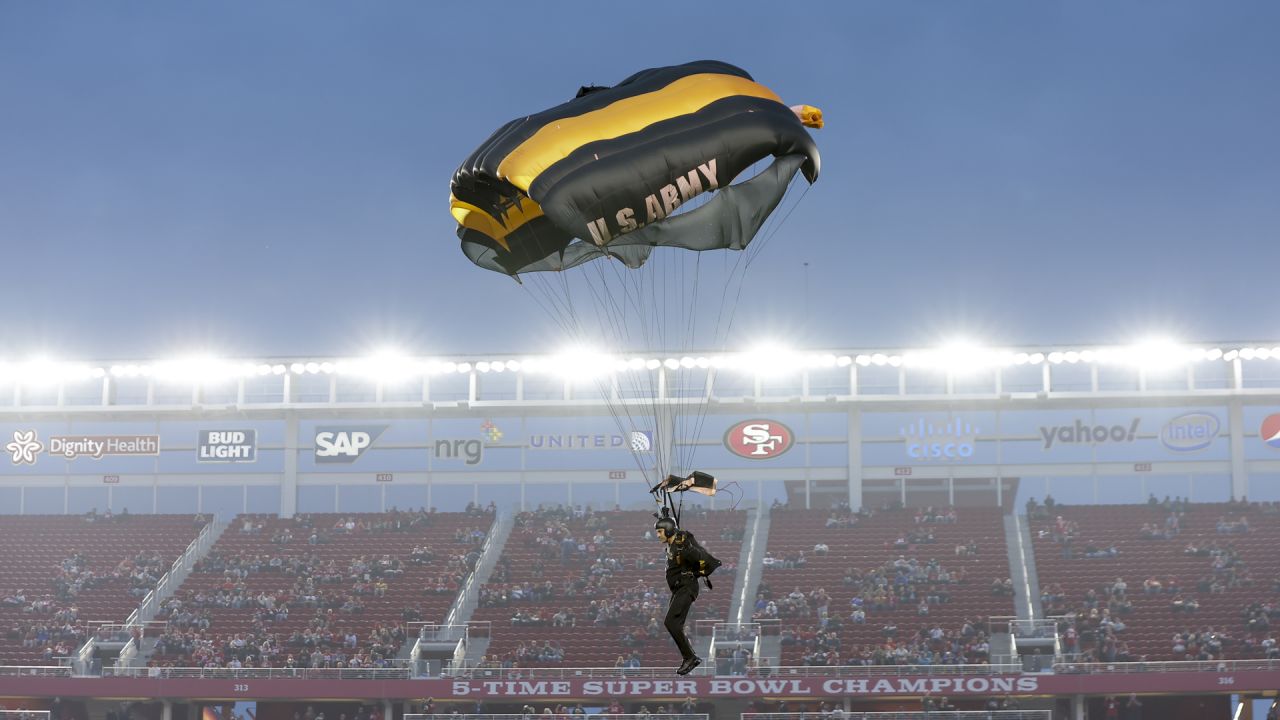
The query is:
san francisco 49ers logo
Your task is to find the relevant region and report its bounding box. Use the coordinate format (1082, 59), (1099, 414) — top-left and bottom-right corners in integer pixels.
(724, 419), (794, 459)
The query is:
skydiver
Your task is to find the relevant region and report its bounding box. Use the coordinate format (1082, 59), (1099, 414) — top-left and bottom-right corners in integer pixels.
(654, 508), (713, 675)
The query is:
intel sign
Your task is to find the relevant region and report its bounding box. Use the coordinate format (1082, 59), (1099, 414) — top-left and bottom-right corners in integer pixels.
(1160, 412), (1220, 452)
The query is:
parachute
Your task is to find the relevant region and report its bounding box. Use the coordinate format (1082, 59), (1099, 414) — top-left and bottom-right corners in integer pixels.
(450, 60), (822, 511)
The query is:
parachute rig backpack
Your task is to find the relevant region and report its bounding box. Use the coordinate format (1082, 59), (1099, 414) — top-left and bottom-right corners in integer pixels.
(655, 506), (722, 588)
(686, 530), (727, 586)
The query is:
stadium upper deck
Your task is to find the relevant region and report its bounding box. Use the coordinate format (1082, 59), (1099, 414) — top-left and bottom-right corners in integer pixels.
(0, 341), (1277, 518)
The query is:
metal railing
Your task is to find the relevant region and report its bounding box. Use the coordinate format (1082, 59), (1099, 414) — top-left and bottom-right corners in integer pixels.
(11, 658), (1280, 681)
(1053, 658), (1280, 674)
(0, 711), (54, 720)
(747, 707), (1044, 712)
(448, 663), (1023, 680)
(408, 622), (490, 675)
(407, 716), (706, 720)
(445, 512), (508, 626)
(126, 517), (224, 626)
(700, 621), (775, 676)
(990, 617), (1060, 639)
(102, 665), (414, 680)
(0, 666), (74, 677)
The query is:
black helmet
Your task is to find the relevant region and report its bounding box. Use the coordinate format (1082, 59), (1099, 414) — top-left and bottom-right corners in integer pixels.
(654, 507), (677, 534)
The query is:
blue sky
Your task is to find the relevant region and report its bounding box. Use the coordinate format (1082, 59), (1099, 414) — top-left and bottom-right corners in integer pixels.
(1, 1), (1277, 359)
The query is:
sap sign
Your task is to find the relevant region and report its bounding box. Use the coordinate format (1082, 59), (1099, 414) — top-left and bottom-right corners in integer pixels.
(1160, 413), (1220, 452)
(314, 426), (387, 464)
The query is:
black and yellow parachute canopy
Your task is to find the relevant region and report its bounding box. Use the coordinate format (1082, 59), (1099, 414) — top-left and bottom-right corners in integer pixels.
(451, 60), (822, 276)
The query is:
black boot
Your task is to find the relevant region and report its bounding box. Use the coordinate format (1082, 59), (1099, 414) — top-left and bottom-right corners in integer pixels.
(676, 655), (702, 675)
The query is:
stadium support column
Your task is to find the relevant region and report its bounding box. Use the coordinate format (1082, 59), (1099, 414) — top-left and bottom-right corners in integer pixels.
(847, 408), (863, 511)
(161, 701), (172, 720)
(282, 410), (299, 518)
(656, 406), (676, 479)
(1230, 400), (1247, 501)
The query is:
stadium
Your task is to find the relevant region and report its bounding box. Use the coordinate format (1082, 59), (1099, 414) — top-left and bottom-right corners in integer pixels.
(2, 341), (1279, 720)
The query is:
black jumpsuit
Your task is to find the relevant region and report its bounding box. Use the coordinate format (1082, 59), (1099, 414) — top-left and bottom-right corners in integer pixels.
(664, 532), (702, 662)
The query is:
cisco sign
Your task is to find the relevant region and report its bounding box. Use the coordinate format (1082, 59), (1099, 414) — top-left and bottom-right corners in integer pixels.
(900, 417), (980, 461)
(1160, 413), (1220, 452)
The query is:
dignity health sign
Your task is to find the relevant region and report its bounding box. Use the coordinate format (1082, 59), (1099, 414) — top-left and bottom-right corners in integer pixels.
(6, 430), (159, 464)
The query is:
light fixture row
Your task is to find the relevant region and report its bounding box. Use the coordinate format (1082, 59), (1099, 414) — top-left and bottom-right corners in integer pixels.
(0, 343), (1276, 386)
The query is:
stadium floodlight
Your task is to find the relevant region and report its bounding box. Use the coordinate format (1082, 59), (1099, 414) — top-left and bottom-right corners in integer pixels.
(505, 360), (521, 372)
(341, 350), (422, 383)
(1, 358), (97, 386)
(738, 344), (800, 376)
(855, 354), (871, 366)
(695, 356), (711, 368)
(1119, 338), (1186, 371)
(1224, 349), (1240, 361)
(1028, 353), (1046, 365)
(871, 353), (888, 366)
(150, 357), (250, 385)
(679, 356), (696, 368)
(475, 361), (491, 373)
(836, 355), (852, 367)
(925, 341), (991, 375)
(546, 347), (612, 379)
(271, 364), (286, 375)
(645, 358), (661, 370)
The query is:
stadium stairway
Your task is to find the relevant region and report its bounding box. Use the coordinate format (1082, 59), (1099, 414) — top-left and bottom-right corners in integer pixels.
(73, 517), (229, 673)
(723, 506), (778, 666)
(444, 511), (515, 627)
(403, 511), (513, 667)
(1003, 512), (1040, 621)
(728, 506), (768, 624)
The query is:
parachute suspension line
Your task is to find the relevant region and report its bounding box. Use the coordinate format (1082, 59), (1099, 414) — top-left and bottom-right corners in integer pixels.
(525, 266), (660, 494)
(514, 165), (813, 510)
(582, 262), (662, 488)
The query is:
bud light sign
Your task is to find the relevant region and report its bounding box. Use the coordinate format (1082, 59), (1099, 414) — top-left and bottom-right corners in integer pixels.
(1160, 413), (1219, 452)
(198, 430), (257, 463)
